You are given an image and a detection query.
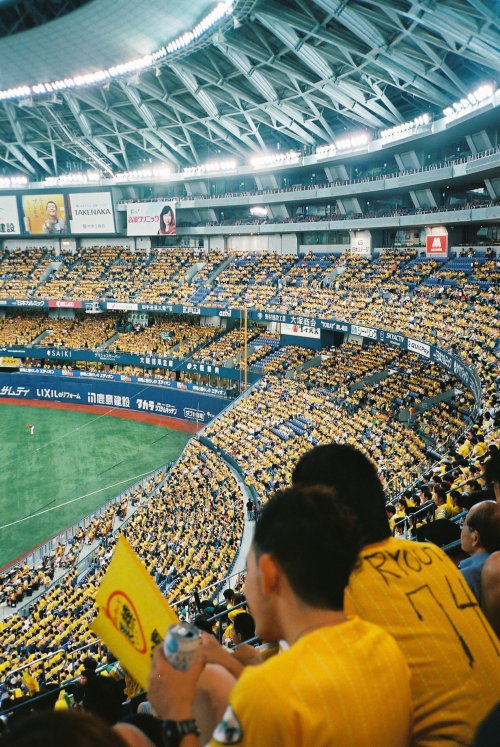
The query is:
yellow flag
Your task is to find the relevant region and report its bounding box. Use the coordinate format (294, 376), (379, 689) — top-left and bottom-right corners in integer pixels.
(21, 669), (39, 694)
(91, 535), (178, 690)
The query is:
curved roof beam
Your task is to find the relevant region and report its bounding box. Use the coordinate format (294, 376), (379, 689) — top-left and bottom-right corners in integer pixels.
(170, 63), (220, 118)
(401, 4), (500, 64)
(310, 0), (386, 48)
(255, 10), (392, 127)
(214, 43), (279, 103)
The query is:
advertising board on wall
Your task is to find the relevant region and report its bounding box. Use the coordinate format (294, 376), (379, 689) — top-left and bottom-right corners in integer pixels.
(0, 195), (21, 234)
(67, 192), (115, 233)
(126, 202), (176, 236)
(426, 234), (447, 255)
(281, 322), (321, 339)
(0, 372), (226, 425)
(22, 193), (67, 234)
(350, 235), (371, 256)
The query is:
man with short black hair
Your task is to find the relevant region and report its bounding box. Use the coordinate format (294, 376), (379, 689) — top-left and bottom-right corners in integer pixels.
(292, 442), (500, 747)
(147, 485), (412, 746)
(75, 656), (124, 726)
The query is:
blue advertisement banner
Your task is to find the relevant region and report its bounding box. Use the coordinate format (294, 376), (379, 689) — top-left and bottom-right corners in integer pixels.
(0, 300), (481, 402)
(0, 373), (228, 424)
(0, 345), (256, 383)
(18, 367), (228, 398)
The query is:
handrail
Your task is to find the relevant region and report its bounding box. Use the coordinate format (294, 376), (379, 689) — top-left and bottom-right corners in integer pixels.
(170, 568), (246, 610)
(116, 145), (500, 206)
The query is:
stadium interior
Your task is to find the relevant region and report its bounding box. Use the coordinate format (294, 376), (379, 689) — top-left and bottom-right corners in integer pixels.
(0, 0), (499, 744)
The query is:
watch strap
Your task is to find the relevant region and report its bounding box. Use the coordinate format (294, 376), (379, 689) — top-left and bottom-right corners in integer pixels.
(161, 718), (200, 747)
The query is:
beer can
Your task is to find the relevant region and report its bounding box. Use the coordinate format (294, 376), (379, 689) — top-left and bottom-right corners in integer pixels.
(163, 623), (201, 671)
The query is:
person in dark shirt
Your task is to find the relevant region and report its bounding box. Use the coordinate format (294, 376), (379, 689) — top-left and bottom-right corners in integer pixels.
(75, 658), (124, 725)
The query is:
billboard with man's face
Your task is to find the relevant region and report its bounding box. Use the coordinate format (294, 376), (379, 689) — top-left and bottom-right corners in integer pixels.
(126, 202), (176, 236)
(22, 193), (67, 234)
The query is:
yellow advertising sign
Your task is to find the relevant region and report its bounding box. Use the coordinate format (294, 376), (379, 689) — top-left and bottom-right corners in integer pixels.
(91, 535), (178, 689)
(0, 357), (20, 367)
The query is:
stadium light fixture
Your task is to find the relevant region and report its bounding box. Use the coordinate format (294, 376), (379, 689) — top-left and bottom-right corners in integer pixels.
(316, 132), (370, 158)
(183, 158), (238, 175)
(249, 150), (300, 169)
(380, 114), (431, 140)
(113, 166), (173, 182)
(0, 175), (28, 188)
(250, 206), (268, 217)
(0, 1), (235, 102)
(443, 84), (495, 120)
(44, 171), (101, 186)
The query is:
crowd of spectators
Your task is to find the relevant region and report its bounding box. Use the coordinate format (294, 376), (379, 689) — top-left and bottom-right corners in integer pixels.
(0, 442), (243, 692)
(197, 326), (261, 366)
(0, 240), (498, 742)
(0, 246), (230, 306)
(0, 312), (48, 346)
(42, 314), (117, 350)
(111, 316), (218, 358)
(0, 248), (57, 299)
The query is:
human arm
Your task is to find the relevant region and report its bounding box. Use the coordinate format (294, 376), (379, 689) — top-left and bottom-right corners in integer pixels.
(147, 645), (204, 747)
(481, 551), (500, 638)
(231, 644), (262, 667)
(199, 633), (245, 679)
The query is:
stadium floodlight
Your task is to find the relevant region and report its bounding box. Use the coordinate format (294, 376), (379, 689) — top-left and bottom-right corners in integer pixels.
(249, 150), (300, 169)
(443, 84), (495, 121)
(0, 1), (235, 102)
(380, 114), (431, 140)
(316, 132), (370, 158)
(0, 175), (28, 188)
(43, 171), (103, 186)
(250, 206), (268, 217)
(183, 158), (238, 176)
(335, 133), (370, 151)
(113, 166), (173, 182)
(316, 143), (337, 157)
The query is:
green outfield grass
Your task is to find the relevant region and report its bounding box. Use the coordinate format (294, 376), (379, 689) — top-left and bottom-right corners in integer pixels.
(0, 404), (191, 567)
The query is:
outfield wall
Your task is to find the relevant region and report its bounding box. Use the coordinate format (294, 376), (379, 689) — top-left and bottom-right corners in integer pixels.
(0, 372), (228, 427)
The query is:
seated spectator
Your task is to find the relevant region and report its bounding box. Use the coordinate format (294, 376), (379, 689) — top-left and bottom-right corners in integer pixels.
(292, 443), (500, 746)
(432, 487), (452, 519)
(480, 452), (500, 637)
(230, 612), (256, 647)
(74, 656), (124, 725)
(459, 501), (500, 603)
(147, 485), (412, 746)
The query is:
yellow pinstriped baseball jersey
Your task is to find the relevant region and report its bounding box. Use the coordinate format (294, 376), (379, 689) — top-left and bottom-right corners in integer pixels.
(345, 537), (500, 746)
(209, 617), (411, 747)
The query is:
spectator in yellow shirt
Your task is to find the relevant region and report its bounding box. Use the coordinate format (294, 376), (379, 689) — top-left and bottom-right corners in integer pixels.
(292, 443), (500, 746)
(147, 485), (412, 747)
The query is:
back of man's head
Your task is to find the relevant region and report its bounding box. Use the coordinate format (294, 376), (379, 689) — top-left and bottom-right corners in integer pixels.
(253, 485), (362, 610)
(292, 443), (390, 545)
(233, 612), (256, 642)
(82, 657), (97, 673)
(466, 501), (500, 554)
(485, 450), (500, 490)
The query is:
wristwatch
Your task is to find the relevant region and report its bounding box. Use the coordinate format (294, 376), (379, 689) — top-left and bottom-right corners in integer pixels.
(161, 718), (200, 746)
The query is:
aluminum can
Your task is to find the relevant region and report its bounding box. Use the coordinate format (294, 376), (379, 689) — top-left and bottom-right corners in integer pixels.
(163, 623), (201, 671)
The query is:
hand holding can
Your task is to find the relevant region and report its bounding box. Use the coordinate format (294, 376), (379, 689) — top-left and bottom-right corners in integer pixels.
(164, 623), (201, 671)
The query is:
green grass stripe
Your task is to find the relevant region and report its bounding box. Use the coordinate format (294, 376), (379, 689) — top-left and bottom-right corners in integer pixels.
(0, 404), (190, 567)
